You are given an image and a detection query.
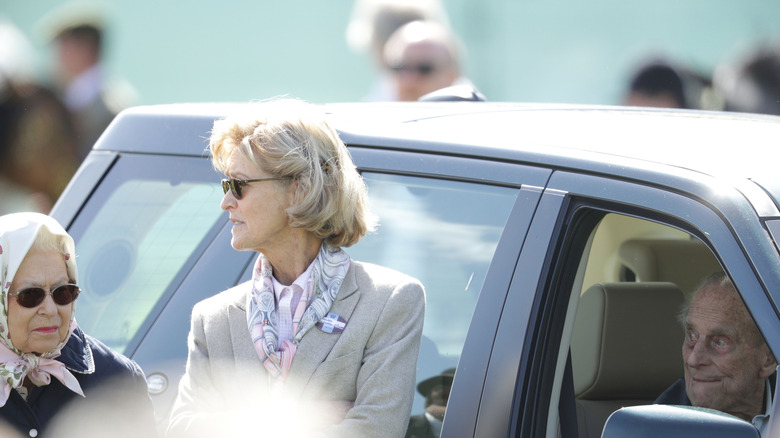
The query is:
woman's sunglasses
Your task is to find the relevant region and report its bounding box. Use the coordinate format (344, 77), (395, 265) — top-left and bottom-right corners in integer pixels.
(8, 284), (81, 308)
(221, 177), (292, 200)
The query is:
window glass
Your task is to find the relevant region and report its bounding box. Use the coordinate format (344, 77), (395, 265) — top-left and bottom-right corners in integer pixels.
(68, 155), (225, 354)
(348, 172), (518, 414)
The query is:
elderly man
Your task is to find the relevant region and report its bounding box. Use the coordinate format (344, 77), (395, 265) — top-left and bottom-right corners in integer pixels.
(383, 20), (469, 101)
(656, 272), (777, 431)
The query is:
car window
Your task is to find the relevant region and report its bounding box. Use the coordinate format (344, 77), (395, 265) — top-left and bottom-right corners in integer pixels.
(525, 209), (753, 438)
(347, 172), (518, 415)
(67, 155), (225, 354)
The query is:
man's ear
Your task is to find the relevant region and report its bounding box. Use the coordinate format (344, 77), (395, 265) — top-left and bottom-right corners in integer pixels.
(759, 349), (777, 379)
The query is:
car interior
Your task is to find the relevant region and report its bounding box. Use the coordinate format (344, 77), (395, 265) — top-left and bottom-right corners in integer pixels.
(553, 213), (725, 438)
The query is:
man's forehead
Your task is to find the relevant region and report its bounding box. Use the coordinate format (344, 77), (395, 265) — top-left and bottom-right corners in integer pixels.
(688, 287), (753, 335)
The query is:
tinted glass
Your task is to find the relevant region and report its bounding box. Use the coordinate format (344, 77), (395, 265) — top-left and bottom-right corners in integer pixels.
(67, 155), (225, 354)
(347, 172), (518, 414)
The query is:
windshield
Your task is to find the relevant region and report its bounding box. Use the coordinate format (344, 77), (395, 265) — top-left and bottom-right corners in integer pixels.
(67, 154), (225, 354)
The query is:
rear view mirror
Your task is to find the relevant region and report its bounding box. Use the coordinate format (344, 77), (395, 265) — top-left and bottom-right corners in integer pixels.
(601, 404), (759, 438)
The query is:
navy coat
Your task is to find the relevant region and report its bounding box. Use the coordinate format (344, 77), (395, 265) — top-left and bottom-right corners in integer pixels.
(0, 326), (157, 438)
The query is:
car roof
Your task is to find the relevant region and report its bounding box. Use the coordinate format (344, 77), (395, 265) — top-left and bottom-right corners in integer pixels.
(97, 102), (780, 215)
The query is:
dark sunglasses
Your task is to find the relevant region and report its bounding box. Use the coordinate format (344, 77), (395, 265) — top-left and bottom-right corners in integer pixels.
(8, 284), (81, 308)
(221, 177), (292, 200)
(390, 63), (437, 76)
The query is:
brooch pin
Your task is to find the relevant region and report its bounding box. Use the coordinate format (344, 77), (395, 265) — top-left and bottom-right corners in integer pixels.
(316, 312), (347, 334)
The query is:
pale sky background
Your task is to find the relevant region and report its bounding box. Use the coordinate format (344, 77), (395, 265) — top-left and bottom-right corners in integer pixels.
(2, 0), (779, 106)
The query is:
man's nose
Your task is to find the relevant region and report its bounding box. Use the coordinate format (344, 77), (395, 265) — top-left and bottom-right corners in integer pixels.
(685, 340), (710, 366)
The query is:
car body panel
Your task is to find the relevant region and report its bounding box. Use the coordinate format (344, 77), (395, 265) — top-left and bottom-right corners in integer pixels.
(48, 101), (780, 437)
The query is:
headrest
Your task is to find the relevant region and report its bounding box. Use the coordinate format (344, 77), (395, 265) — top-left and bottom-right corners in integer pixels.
(572, 282), (684, 400)
(618, 239), (720, 296)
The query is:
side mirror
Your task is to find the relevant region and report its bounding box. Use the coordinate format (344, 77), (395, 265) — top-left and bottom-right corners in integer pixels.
(602, 405), (759, 438)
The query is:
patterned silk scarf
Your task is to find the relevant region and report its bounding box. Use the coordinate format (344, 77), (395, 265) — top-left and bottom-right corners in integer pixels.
(247, 243), (350, 382)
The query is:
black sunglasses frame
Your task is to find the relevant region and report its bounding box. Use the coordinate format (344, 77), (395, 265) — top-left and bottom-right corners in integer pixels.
(221, 177), (292, 200)
(390, 63), (437, 76)
(8, 283), (81, 308)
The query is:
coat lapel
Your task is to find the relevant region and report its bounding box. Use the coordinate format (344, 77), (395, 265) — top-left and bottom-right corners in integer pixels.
(286, 263), (361, 396)
(227, 284), (267, 377)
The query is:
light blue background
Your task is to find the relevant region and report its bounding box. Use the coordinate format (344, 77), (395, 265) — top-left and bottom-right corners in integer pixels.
(2, 0), (779, 106)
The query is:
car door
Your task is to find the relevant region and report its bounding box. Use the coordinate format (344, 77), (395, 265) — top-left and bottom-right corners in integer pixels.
(469, 168), (780, 438)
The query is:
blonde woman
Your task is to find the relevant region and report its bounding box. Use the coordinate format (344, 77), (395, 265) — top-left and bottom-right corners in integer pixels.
(168, 99), (425, 437)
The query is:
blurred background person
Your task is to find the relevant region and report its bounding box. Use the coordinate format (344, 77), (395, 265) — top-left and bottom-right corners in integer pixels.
(38, 2), (134, 160)
(1, 20), (80, 215)
(383, 20), (472, 102)
(622, 57), (713, 110)
(714, 41), (780, 116)
(345, 0), (450, 101)
(0, 77), (79, 214)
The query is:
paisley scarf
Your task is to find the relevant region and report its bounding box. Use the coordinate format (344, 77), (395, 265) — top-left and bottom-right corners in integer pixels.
(0, 212), (84, 406)
(247, 243), (350, 382)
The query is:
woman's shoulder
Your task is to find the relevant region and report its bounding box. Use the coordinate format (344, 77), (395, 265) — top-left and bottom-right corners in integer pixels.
(192, 281), (250, 315)
(59, 326), (147, 387)
(81, 331), (145, 377)
(349, 260), (424, 292)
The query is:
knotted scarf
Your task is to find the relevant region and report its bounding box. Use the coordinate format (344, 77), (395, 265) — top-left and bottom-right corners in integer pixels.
(247, 243), (350, 382)
(0, 213), (85, 407)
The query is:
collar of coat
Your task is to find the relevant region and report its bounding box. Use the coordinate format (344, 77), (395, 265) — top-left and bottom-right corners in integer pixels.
(57, 326), (96, 375)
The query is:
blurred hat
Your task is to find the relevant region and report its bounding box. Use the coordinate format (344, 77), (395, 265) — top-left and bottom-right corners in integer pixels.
(417, 367), (456, 396)
(34, 0), (109, 43)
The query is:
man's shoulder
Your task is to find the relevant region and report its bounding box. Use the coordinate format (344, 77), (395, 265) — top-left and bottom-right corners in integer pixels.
(654, 376), (691, 406)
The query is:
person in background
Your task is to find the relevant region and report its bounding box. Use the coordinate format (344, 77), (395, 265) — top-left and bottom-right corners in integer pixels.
(0, 76), (79, 214)
(406, 368), (455, 438)
(167, 99), (426, 437)
(655, 272), (776, 434)
(345, 0), (450, 101)
(383, 20), (470, 102)
(714, 41), (780, 116)
(622, 58), (712, 110)
(38, 3), (134, 160)
(0, 212), (157, 437)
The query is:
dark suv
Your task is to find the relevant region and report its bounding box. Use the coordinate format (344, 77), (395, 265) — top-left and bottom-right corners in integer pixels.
(51, 102), (780, 437)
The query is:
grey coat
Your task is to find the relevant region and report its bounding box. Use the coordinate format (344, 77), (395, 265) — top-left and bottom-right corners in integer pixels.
(167, 260), (425, 438)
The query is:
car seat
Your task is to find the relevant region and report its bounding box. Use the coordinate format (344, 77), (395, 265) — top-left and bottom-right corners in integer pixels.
(618, 238), (721, 296)
(570, 282), (685, 438)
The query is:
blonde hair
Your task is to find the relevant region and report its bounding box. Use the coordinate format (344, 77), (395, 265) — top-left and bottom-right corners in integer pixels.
(210, 99), (376, 247)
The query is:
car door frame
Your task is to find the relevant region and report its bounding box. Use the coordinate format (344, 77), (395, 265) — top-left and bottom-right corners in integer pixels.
(478, 168), (780, 438)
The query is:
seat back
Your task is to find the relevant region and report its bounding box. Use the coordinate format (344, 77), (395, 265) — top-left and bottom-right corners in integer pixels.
(618, 238), (721, 295)
(571, 282), (685, 438)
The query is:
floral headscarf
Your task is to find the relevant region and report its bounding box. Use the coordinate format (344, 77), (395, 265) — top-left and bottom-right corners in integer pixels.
(0, 212), (83, 406)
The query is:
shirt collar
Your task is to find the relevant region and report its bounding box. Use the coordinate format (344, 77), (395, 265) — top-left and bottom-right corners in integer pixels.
(271, 259), (315, 299)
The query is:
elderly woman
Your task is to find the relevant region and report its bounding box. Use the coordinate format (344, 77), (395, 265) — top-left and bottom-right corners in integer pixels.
(167, 99), (425, 437)
(0, 213), (157, 437)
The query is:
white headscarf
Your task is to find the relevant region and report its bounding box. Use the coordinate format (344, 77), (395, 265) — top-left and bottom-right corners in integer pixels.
(0, 212), (84, 406)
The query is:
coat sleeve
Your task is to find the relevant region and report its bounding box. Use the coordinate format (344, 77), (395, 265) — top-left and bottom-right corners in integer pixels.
(323, 276), (426, 438)
(166, 302), (233, 437)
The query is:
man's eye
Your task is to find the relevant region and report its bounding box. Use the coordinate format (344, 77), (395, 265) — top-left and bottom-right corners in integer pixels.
(714, 338), (728, 347)
(686, 330), (697, 341)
